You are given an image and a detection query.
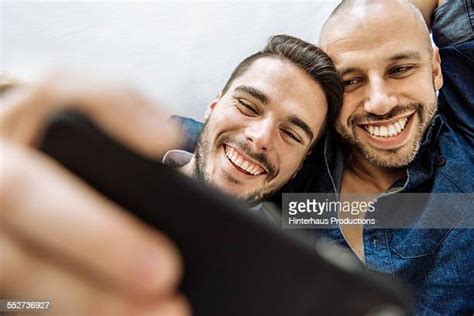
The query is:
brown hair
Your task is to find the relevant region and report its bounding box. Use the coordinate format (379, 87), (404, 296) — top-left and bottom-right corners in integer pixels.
(221, 34), (343, 127)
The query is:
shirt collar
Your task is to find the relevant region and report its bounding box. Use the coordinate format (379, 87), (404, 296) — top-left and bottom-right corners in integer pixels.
(161, 149), (193, 167)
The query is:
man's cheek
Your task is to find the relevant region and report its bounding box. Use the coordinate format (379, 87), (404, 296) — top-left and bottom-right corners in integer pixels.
(335, 113), (344, 125)
(335, 121), (346, 136)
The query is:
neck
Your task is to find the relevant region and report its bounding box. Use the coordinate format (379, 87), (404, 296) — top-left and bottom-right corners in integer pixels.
(342, 150), (405, 194)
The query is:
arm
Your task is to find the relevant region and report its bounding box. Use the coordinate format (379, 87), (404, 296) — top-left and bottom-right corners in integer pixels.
(435, 0), (474, 143)
(410, 0), (440, 29)
(0, 73), (183, 158)
(414, 0), (474, 143)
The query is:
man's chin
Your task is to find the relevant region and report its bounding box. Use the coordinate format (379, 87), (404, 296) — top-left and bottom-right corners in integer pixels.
(225, 186), (261, 201)
(337, 124), (423, 169)
(357, 140), (420, 169)
(224, 184), (277, 205)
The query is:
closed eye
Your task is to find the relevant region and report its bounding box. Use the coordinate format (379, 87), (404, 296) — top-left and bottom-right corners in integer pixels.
(236, 99), (259, 116)
(388, 64), (416, 77)
(343, 77), (364, 92)
(281, 128), (302, 144)
(344, 78), (362, 86)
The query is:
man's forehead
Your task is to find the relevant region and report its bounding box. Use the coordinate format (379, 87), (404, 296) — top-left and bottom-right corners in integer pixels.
(228, 57), (321, 104)
(322, 8), (429, 67)
(227, 59), (290, 102)
(324, 0), (417, 24)
(234, 57), (296, 82)
(321, 0), (425, 50)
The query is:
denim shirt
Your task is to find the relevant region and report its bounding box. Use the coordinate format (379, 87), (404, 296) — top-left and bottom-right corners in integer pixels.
(174, 2), (474, 314)
(282, 2), (474, 314)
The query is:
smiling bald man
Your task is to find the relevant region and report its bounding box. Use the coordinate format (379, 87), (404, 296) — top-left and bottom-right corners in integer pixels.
(285, 0), (473, 314)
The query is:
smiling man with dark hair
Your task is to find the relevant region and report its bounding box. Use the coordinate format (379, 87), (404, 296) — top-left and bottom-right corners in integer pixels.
(167, 34), (342, 203)
(0, 34), (343, 314)
(165, 2), (473, 312)
(173, 4), (473, 312)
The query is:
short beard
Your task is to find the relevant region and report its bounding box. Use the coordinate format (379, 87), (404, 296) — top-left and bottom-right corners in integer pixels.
(337, 101), (437, 169)
(193, 122), (279, 204)
(194, 120), (212, 185)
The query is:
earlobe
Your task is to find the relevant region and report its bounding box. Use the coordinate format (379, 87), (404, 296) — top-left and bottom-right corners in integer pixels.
(432, 47), (443, 90)
(204, 92), (222, 121)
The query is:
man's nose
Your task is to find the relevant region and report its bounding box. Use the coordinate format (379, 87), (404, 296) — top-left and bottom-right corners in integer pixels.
(363, 76), (398, 116)
(244, 119), (275, 151)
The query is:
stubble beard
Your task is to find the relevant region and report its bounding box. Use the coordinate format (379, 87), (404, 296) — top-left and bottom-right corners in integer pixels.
(336, 101), (437, 169)
(193, 122), (276, 204)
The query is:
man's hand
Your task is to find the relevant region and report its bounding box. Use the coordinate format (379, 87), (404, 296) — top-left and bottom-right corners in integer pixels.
(0, 72), (183, 159)
(0, 74), (189, 315)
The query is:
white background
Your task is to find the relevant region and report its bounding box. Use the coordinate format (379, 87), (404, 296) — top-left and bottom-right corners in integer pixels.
(1, 1), (339, 119)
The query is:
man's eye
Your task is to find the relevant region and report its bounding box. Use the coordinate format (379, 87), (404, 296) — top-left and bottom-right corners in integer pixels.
(389, 65), (414, 76)
(237, 100), (258, 116)
(343, 78), (363, 92)
(343, 78), (362, 86)
(282, 129), (302, 144)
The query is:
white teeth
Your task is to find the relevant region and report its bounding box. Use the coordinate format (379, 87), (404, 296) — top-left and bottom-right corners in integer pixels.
(363, 116), (410, 138)
(400, 118), (407, 129)
(394, 121), (402, 132)
(231, 151), (237, 162)
(235, 157), (243, 166)
(388, 125), (396, 136)
(224, 146), (264, 176)
(249, 166), (258, 175)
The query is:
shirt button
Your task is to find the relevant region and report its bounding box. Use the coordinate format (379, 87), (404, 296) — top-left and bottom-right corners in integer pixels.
(435, 155), (446, 167)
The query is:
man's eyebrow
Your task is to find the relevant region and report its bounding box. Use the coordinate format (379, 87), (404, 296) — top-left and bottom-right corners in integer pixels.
(234, 85), (268, 104)
(388, 51), (421, 62)
(338, 67), (362, 77)
(338, 52), (422, 76)
(288, 115), (314, 142)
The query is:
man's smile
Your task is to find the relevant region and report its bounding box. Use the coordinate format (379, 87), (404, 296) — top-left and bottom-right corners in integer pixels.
(223, 144), (267, 176)
(355, 112), (416, 150)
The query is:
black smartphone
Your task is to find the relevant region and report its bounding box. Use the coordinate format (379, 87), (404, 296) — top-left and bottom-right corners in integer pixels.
(38, 110), (409, 316)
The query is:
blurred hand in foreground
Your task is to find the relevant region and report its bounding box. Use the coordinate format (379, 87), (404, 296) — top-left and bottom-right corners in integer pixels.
(0, 73), (189, 315)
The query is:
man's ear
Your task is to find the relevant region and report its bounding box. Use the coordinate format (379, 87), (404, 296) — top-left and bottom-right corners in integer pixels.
(432, 47), (443, 91)
(204, 92), (222, 121)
